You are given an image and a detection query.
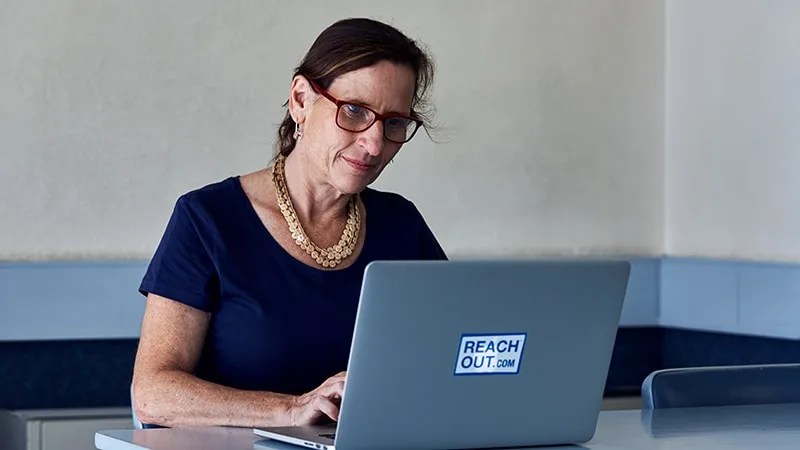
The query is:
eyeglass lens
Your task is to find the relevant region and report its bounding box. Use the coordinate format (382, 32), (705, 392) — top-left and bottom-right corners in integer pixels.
(337, 104), (417, 143)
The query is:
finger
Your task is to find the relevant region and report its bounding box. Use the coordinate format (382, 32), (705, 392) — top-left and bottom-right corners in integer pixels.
(329, 371), (347, 382)
(314, 396), (340, 422)
(318, 375), (344, 391)
(321, 380), (345, 398)
(311, 373), (346, 397)
(315, 388), (341, 406)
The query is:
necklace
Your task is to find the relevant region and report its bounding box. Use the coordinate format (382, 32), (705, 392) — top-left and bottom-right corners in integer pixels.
(271, 154), (360, 269)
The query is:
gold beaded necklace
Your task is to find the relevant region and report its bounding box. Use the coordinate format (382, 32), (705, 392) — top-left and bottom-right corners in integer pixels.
(271, 154), (360, 269)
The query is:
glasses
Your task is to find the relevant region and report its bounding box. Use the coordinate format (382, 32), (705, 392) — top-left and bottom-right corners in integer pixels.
(309, 80), (423, 144)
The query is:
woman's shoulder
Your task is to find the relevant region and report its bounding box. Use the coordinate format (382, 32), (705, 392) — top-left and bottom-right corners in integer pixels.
(361, 187), (447, 260)
(360, 186), (423, 218)
(176, 176), (242, 208)
(162, 176), (254, 241)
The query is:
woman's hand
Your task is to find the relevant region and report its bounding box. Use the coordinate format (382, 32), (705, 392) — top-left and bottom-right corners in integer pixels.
(290, 371), (347, 425)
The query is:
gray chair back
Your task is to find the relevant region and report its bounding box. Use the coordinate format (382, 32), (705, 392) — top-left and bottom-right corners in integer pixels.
(642, 363), (800, 409)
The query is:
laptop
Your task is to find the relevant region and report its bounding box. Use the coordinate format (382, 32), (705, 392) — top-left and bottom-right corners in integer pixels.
(254, 259), (631, 450)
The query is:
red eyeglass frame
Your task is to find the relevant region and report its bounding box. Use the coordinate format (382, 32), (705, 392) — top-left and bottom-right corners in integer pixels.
(308, 80), (423, 144)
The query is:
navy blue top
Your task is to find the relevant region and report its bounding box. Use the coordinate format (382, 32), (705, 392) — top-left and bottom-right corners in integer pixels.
(139, 176), (447, 396)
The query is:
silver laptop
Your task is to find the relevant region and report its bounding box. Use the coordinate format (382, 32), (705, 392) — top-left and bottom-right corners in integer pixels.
(254, 259), (631, 450)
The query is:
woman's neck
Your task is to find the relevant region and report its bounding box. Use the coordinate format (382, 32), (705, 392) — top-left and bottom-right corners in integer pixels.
(280, 151), (351, 228)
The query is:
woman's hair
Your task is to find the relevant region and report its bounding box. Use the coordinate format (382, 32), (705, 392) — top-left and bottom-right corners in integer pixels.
(275, 17), (436, 156)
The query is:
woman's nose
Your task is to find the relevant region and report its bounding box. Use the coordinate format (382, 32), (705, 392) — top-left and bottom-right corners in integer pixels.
(360, 122), (385, 156)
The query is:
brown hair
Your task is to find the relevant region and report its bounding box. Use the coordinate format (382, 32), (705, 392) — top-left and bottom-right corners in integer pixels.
(275, 18), (436, 157)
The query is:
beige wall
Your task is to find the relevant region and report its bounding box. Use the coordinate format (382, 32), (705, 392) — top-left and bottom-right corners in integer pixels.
(0, 0), (665, 261)
(665, 0), (800, 261)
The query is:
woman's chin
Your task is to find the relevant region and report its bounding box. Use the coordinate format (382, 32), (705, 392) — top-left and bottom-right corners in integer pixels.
(331, 173), (375, 195)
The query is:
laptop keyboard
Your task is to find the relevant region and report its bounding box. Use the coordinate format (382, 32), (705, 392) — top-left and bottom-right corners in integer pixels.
(319, 433), (335, 439)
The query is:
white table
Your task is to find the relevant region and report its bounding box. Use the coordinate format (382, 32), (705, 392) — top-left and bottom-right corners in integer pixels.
(95, 403), (800, 449)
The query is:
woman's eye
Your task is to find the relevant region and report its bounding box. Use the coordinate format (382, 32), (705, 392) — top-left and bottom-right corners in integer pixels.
(385, 118), (408, 129)
(344, 104), (366, 117)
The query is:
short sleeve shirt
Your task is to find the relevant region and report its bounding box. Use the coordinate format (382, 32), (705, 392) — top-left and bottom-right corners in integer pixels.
(139, 177), (447, 395)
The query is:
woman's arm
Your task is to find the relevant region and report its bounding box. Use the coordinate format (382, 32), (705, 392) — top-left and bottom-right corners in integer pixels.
(132, 293), (299, 428)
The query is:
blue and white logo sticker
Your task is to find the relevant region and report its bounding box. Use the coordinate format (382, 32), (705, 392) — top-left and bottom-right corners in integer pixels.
(454, 333), (527, 375)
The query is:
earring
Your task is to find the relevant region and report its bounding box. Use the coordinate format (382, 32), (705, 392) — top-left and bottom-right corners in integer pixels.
(293, 122), (302, 140)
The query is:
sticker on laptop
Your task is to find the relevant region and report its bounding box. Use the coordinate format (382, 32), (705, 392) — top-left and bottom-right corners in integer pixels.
(454, 333), (527, 375)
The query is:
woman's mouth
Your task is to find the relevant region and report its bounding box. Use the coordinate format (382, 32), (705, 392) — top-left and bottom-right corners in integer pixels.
(342, 156), (373, 172)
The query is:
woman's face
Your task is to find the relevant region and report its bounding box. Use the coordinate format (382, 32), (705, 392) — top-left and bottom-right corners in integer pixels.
(289, 60), (417, 194)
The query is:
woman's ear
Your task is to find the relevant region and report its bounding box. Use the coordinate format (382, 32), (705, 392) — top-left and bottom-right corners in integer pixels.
(288, 75), (314, 124)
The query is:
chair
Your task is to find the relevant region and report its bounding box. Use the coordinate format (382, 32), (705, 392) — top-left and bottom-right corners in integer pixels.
(641, 363), (800, 409)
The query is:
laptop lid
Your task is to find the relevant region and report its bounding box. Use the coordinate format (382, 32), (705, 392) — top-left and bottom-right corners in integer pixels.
(329, 259), (630, 450)
(255, 259), (630, 450)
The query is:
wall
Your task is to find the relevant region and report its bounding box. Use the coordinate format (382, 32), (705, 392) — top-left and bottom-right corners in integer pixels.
(665, 0), (800, 262)
(3, 0), (799, 340)
(0, 0), (666, 262)
(3, 0), (800, 413)
(659, 0), (800, 337)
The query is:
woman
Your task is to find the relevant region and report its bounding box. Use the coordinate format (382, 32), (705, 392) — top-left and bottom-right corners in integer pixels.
(131, 17), (447, 429)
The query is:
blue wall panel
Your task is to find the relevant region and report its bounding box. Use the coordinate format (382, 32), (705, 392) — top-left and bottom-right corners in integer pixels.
(2, 257), (800, 409)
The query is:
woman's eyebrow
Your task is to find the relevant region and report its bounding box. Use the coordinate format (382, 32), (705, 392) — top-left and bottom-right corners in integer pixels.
(345, 97), (410, 116)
